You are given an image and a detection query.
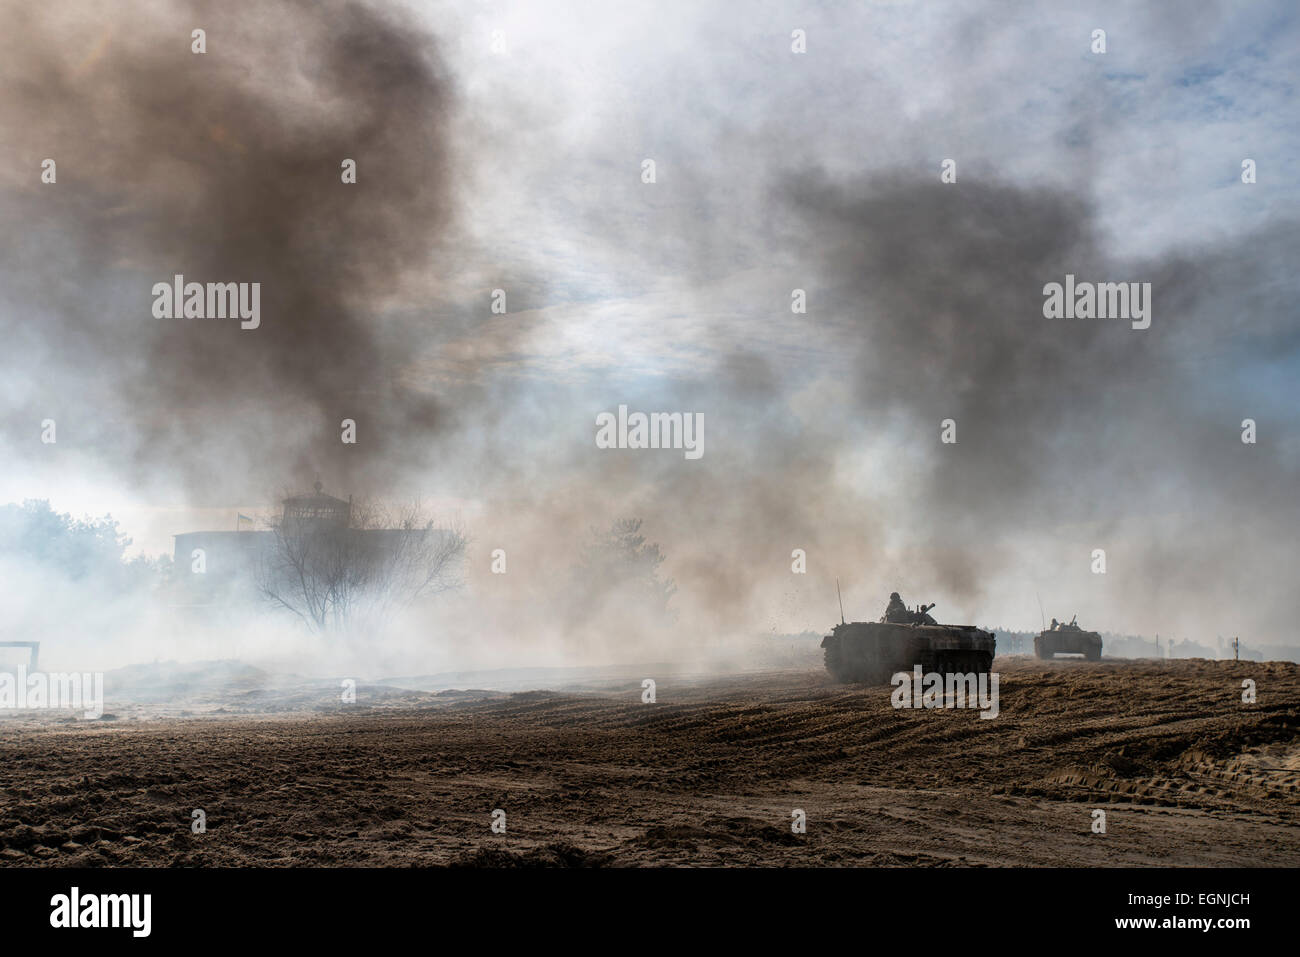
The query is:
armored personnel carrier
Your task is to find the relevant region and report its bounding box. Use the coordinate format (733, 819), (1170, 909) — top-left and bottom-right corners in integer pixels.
(1034, 615), (1102, 660)
(821, 591), (996, 684)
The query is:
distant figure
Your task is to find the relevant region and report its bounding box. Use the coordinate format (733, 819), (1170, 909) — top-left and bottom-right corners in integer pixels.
(884, 592), (909, 624)
(1050, 617), (1059, 631)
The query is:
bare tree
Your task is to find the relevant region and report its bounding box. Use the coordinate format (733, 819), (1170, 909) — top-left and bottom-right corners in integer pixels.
(257, 498), (465, 635)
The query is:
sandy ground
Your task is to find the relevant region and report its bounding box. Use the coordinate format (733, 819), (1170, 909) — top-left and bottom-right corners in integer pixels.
(1, 657), (1298, 866)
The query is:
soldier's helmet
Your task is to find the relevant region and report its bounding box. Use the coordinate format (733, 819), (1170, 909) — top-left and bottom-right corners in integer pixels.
(889, 592), (901, 600)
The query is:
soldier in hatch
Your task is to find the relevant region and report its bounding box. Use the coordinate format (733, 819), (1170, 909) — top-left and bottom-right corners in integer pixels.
(884, 591), (909, 623)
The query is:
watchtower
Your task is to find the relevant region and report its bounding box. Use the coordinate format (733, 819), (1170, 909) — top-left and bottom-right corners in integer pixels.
(282, 482), (352, 530)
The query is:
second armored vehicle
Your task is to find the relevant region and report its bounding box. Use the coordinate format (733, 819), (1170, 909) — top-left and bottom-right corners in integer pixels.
(821, 591), (997, 684)
(1034, 615), (1102, 660)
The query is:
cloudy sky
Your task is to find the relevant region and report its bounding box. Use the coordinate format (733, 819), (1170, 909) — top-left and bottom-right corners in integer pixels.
(0, 0), (1296, 659)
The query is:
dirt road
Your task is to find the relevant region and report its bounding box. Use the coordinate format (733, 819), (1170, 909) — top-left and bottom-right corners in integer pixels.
(2, 658), (1297, 866)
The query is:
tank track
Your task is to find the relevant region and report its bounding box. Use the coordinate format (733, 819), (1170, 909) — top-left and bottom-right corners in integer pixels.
(825, 645), (993, 684)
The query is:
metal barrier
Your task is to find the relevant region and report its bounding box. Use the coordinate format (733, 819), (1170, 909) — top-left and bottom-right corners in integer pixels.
(0, 641), (39, 670)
